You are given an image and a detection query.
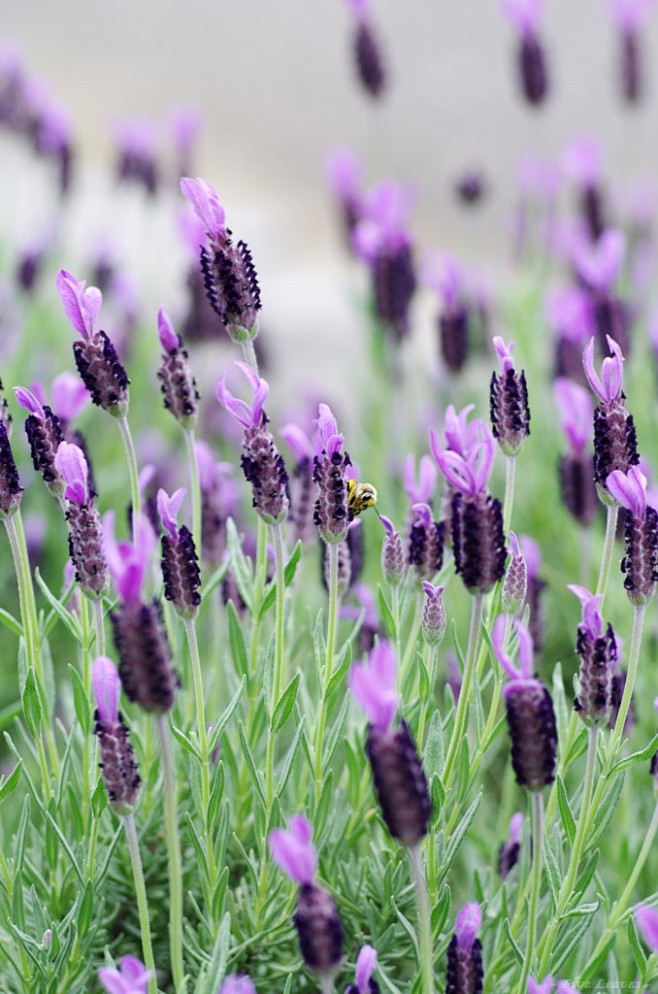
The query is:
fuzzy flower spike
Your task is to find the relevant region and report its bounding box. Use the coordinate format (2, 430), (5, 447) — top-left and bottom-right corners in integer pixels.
(269, 815), (344, 976)
(446, 903), (484, 994)
(180, 177), (261, 344)
(490, 337), (530, 456)
(55, 441), (108, 600)
(554, 378), (597, 526)
(501, 0), (550, 106)
(346, 0), (387, 99)
(217, 362), (289, 526)
(610, 0), (657, 102)
(582, 335), (639, 502)
(92, 656), (140, 813)
(350, 641), (431, 845)
(607, 465), (658, 605)
(56, 270), (129, 417)
(0, 418), (23, 519)
(14, 385), (64, 497)
(157, 487), (201, 619)
(568, 584), (616, 726)
(156, 308), (199, 430)
(492, 616), (557, 791)
(313, 403), (351, 544)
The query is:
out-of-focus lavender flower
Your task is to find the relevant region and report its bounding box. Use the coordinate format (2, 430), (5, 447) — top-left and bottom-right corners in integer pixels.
(569, 584), (616, 726)
(156, 309), (199, 430)
(345, 0), (387, 98)
(341, 583), (384, 655)
(181, 176), (261, 344)
(92, 656), (141, 813)
(407, 503), (445, 581)
(502, 531), (528, 614)
(609, 0), (657, 102)
(0, 418), (21, 519)
(501, 0), (550, 106)
(554, 378), (597, 527)
(404, 453), (437, 506)
(493, 616), (557, 791)
(635, 905), (658, 951)
(269, 815), (317, 885)
(490, 337), (530, 457)
(446, 903), (483, 993)
(325, 147), (364, 245)
(219, 977), (256, 994)
(454, 169), (487, 206)
(196, 442), (239, 566)
(547, 287), (594, 383)
(98, 955), (153, 994)
(170, 107), (201, 179)
(15, 385), (64, 497)
(353, 182), (416, 343)
(422, 254), (472, 373)
(280, 422), (317, 546)
(563, 137), (607, 240)
(344, 944), (379, 994)
(50, 371), (90, 426)
(351, 641), (431, 845)
(421, 581), (446, 646)
(608, 466), (658, 604)
(113, 118), (158, 196)
(55, 441), (108, 599)
(572, 229), (630, 356)
(498, 811), (523, 878)
(520, 534), (546, 651)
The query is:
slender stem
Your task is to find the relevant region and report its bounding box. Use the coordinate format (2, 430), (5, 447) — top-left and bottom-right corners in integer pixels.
(123, 814), (158, 994)
(409, 844), (434, 994)
(416, 643), (436, 751)
(596, 504), (619, 601)
(183, 428), (202, 555)
(442, 594), (484, 790)
(536, 726), (599, 975)
(117, 415), (141, 536)
(249, 517), (268, 677)
(503, 456), (517, 536)
(399, 597), (423, 691)
(80, 596), (92, 805)
(272, 523), (286, 707)
(157, 716), (185, 994)
(517, 792), (544, 994)
(314, 541), (340, 798)
(612, 603), (645, 749)
(319, 978), (335, 994)
(240, 338), (259, 374)
(184, 615), (216, 887)
(92, 597), (105, 657)
(391, 583), (402, 670)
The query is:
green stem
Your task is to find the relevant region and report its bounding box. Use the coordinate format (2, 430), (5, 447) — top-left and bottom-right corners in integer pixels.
(536, 726), (599, 975)
(319, 977), (335, 994)
(240, 338), (259, 374)
(596, 504), (619, 601)
(92, 597), (105, 657)
(409, 844), (434, 994)
(272, 523), (286, 707)
(123, 814), (158, 994)
(184, 617), (216, 887)
(117, 415), (141, 536)
(503, 456), (517, 536)
(442, 593), (484, 790)
(517, 791), (544, 994)
(184, 428), (202, 555)
(314, 541), (340, 799)
(611, 603), (645, 749)
(80, 597), (92, 805)
(416, 642), (436, 751)
(157, 716), (185, 994)
(248, 517), (268, 678)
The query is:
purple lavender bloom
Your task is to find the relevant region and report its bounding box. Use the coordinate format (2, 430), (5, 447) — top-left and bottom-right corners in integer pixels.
(422, 254), (471, 373)
(157, 487), (201, 619)
(280, 422), (318, 545)
(493, 616), (557, 791)
(569, 584), (616, 726)
(446, 902), (484, 994)
(92, 656), (140, 812)
(528, 981), (554, 994)
(55, 442), (108, 599)
(313, 404), (351, 544)
(501, 0), (550, 106)
(341, 583), (384, 655)
(610, 0), (656, 102)
(218, 363), (289, 526)
(454, 170), (487, 206)
(521, 535), (546, 652)
(635, 905), (658, 951)
(572, 229), (630, 356)
(583, 335), (639, 500)
(421, 581), (446, 646)
(351, 641), (431, 845)
(380, 515), (405, 586)
(15, 385), (64, 496)
(344, 944), (379, 994)
(325, 147), (364, 244)
(113, 118), (158, 195)
(498, 812), (523, 878)
(269, 815), (317, 885)
(181, 176), (261, 344)
(502, 531), (528, 614)
(608, 466), (658, 604)
(404, 454), (437, 506)
(98, 955), (153, 994)
(196, 442), (239, 566)
(156, 308), (199, 429)
(50, 371), (90, 425)
(490, 337), (530, 456)
(547, 287), (594, 383)
(219, 978), (256, 994)
(563, 137), (607, 240)
(346, 0), (387, 98)
(56, 270), (129, 418)
(407, 503), (445, 581)
(170, 107), (201, 178)
(554, 378), (597, 527)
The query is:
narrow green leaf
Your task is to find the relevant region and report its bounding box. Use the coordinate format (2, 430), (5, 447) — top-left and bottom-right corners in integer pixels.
(0, 761), (21, 803)
(91, 777), (108, 819)
(503, 917), (524, 966)
(207, 677), (245, 755)
(627, 915), (648, 973)
(609, 731), (658, 775)
(551, 907), (598, 973)
(200, 560), (229, 603)
(227, 601), (249, 679)
(197, 912), (231, 994)
(170, 723), (201, 761)
(556, 775), (576, 846)
(77, 881), (94, 937)
(279, 718), (306, 795)
(0, 607), (22, 636)
(424, 710), (444, 780)
(272, 673), (300, 732)
(258, 540), (302, 618)
(45, 799), (58, 869)
(44, 811), (84, 884)
(22, 669), (42, 735)
(226, 517), (253, 612)
(543, 833), (561, 909)
(0, 699), (21, 731)
(68, 664), (91, 735)
(444, 793), (481, 872)
(237, 721), (266, 809)
(35, 568), (82, 642)
(377, 585), (396, 639)
(314, 769), (335, 840)
(559, 898), (599, 920)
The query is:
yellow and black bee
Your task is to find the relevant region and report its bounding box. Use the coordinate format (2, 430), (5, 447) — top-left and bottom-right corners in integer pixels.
(346, 479), (379, 521)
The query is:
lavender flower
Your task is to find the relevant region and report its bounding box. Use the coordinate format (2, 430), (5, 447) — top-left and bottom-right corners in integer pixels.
(554, 378), (597, 527)
(607, 466), (658, 604)
(157, 488), (201, 619)
(547, 287), (594, 383)
(572, 229), (629, 357)
(563, 137), (607, 240)
(92, 656), (141, 813)
(269, 816), (344, 975)
(106, 513), (178, 713)
(380, 515), (405, 586)
(493, 616), (557, 791)
(325, 147), (364, 244)
(422, 255), (471, 374)
(341, 583), (384, 655)
(14, 385), (64, 497)
(180, 176), (261, 344)
(635, 904), (658, 951)
(455, 170), (487, 206)
(582, 335), (639, 501)
(498, 812), (523, 878)
(219, 977), (256, 994)
(490, 337), (530, 457)
(568, 585), (616, 726)
(98, 955), (153, 994)
(421, 581), (446, 646)
(156, 309), (199, 430)
(56, 270), (129, 418)
(520, 535), (546, 651)
(313, 404), (351, 544)
(610, 0), (656, 102)
(501, 0), (550, 106)
(407, 503), (445, 581)
(0, 419), (23, 519)
(55, 441), (108, 599)
(196, 442), (238, 565)
(350, 641), (431, 845)
(404, 454), (437, 506)
(502, 531), (528, 614)
(346, 0), (387, 99)
(344, 944), (379, 994)
(113, 118), (158, 196)
(446, 902), (484, 994)
(433, 430), (506, 594)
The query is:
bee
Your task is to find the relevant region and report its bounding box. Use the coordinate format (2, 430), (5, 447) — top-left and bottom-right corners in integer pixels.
(346, 479), (379, 521)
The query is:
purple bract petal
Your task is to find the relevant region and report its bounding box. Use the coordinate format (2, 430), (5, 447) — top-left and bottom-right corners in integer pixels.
(349, 640), (399, 731)
(314, 403), (344, 457)
(56, 269), (102, 341)
(527, 979), (554, 994)
(217, 362), (269, 429)
(412, 503), (432, 530)
(553, 378), (592, 453)
(546, 287), (594, 344)
(379, 514), (395, 536)
(501, 0), (545, 35)
(54, 441), (89, 505)
(98, 954), (152, 994)
(92, 656), (121, 724)
(568, 584), (603, 639)
(421, 581), (444, 600)
(355, 944), (377, 993)
(493, 336), (516, 373)
(325, 147), (362, 200)
(582, 336), (624, 403)
(455, 902), (482, 949)
(606, 466), (647, 517)
(572, 229), (626, 291)
(51, 372), (90, 422)
(280, 423), (314, 463)
(157, 488), (187, 538)
(509, 811), (523, 844)
(180, 176), (226, 242)
(636, 905), (658, 951)
(268, 815), (317, 885)
(562, 136), (602, 186)
(556, 984), (580, 994)
(157, 308), (180, 351)
(219, 976), (257, 994)
(610, 0), (656, 30)
(403, 454), (437, 504)
(104, 511), (156, 604)
(14, 386), (45, 419)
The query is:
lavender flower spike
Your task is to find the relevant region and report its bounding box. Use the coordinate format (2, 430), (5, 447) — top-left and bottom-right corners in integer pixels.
(608, 466), (658, 605)
(583, 336), (639, 498)
(55, 441), (108, 599)
(313, 403), (351, 543)
(157, 487), (201, 618)
(0, 422), (23, 518)
(269, 813), (317, 885)
(98, 955), (153, 994)
(568, 584), (616, 726)
(582, 334), (623, 402)
(498, 811), (523, 878)
(216, 362), (269, 429)
(345, 944), (379, 994)
(15, 385), (64, 496)
(380, 514), (405, 586)
(502, 531), (528, 614)
(421, 581), (446, 646)
(346, 0), (387, 99)
(179, 176), (226, 241)
(157, 308), (199, 429)
(490, 336), (530, 457)
(407, 503), (445, 581)
(446, 902), (483, 994)
(501, 0), (550, 106)
(92, 656), (141, 812)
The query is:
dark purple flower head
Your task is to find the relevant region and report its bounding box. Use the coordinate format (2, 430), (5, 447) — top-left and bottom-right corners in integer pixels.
(92, 655), (121, 724)
(582, 335), (624, 402)
(54, 441), (89, 505)
(56, 270), (102, 342)
(179, 176), (227, 244)
(403, 453), (436, 505)
(350, 640), (399, 732)
(217, 362), (269, 429)
(501, 0), (544, 36)
(554, 378), (592, 454)
(98, 955), (153, 994)
(157, 487), (187, 539)
(568, 584), (604, 639)
(606, 465), (647, 516)
(572, 229), (626, 292)
(104, 511), (157, 604)
(314, 403), (344, 458)
(268, 815), (317, 886)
